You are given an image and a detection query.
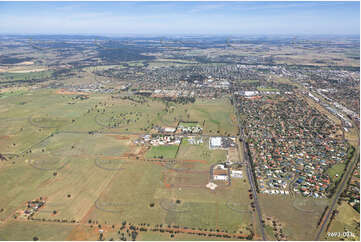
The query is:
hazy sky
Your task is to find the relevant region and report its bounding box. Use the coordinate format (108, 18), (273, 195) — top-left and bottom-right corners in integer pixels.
(0, 1), (359, 36)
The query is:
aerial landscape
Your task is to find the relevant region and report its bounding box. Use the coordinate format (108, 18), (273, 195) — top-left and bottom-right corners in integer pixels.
(0, 1), (359, 241)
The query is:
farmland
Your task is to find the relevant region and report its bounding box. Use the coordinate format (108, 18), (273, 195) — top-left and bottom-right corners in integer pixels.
(0, 88), (252, 240)
(0, 28), (359, 241)
(145, 145), (179, 159)
(177, 137), (227, 164)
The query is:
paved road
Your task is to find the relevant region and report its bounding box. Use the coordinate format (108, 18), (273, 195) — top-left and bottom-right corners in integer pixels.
(232, 94), (266, 241)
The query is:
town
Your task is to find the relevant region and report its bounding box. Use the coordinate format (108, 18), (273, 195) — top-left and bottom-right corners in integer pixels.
(0, 4), (359, 240)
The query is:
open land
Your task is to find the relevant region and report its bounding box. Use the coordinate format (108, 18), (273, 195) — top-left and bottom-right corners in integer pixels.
(0, 34), (359, 241)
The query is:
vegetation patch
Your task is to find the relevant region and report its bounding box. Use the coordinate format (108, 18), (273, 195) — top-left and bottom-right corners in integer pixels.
(0, 90), (27, 98)
(0, 70), (52, 82)
(178, 121), (199, 128)
(327, 163), (346, 183)
(241, 79), (259, 83)
(257, 87), (280, 92)
(145, 145), (179, 159)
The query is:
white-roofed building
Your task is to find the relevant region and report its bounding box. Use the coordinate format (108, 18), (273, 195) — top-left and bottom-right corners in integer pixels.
(244, 91), (259, 97)
(214, 175), (228, 181)
(209, 137), (222, 149)
(231, 170), (243, 178)
(164, 127), (176, 133)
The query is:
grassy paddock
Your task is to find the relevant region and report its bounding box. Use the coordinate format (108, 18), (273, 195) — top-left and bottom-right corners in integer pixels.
(177, 137), (227, 165)
(0, 70), (52, 83)
(326, 202), (360, 241)
(145, 145), (179, 159)
(0, 221), (74, 240)
(0, 88), (247, 240)
(259, 194), (329, 240)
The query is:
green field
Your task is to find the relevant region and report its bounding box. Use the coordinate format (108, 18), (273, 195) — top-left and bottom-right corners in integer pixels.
(0, 221), (75, 240)
(145, 145), (179, 159)
(256, 87), (280, 92)
(177, 137), (227, 166)
(0, 89), (28, 98)
(0, 70), (52, 82)
(178, 122), (199, 128)
(327, 163), (346, 183)
(158, 98), (237, 136)
(326, 202), (360, 241)
(240, 80), (259, 83)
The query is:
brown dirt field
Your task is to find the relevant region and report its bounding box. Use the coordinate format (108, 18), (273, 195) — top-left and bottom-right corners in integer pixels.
(98, 156), (142, 162)
(164, 172), (209, 188)
(105, 134), (129, 140)
(80, 204), (96, 224)
(55, 89), (89, 95)
(98, 156), (128, 160)
(66, 224), (94, 240)
(183, 163), (194, 168)
(176, 169), (208, 174)
(163, 175), (172, 189)
(183, 159), (207, 164)
(136, 146), (149, 156)
(0, 136), (10, 145)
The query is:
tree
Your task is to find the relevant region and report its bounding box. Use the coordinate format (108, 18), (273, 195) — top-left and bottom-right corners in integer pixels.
(131, 231), (137, 241)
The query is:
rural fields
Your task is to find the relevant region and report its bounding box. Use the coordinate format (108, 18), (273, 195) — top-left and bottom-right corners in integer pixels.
(0, 80), (359, 241)
(0, 89), (254, 240)
(0, 73), (359, 241)
(0, 27), (359, 240)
